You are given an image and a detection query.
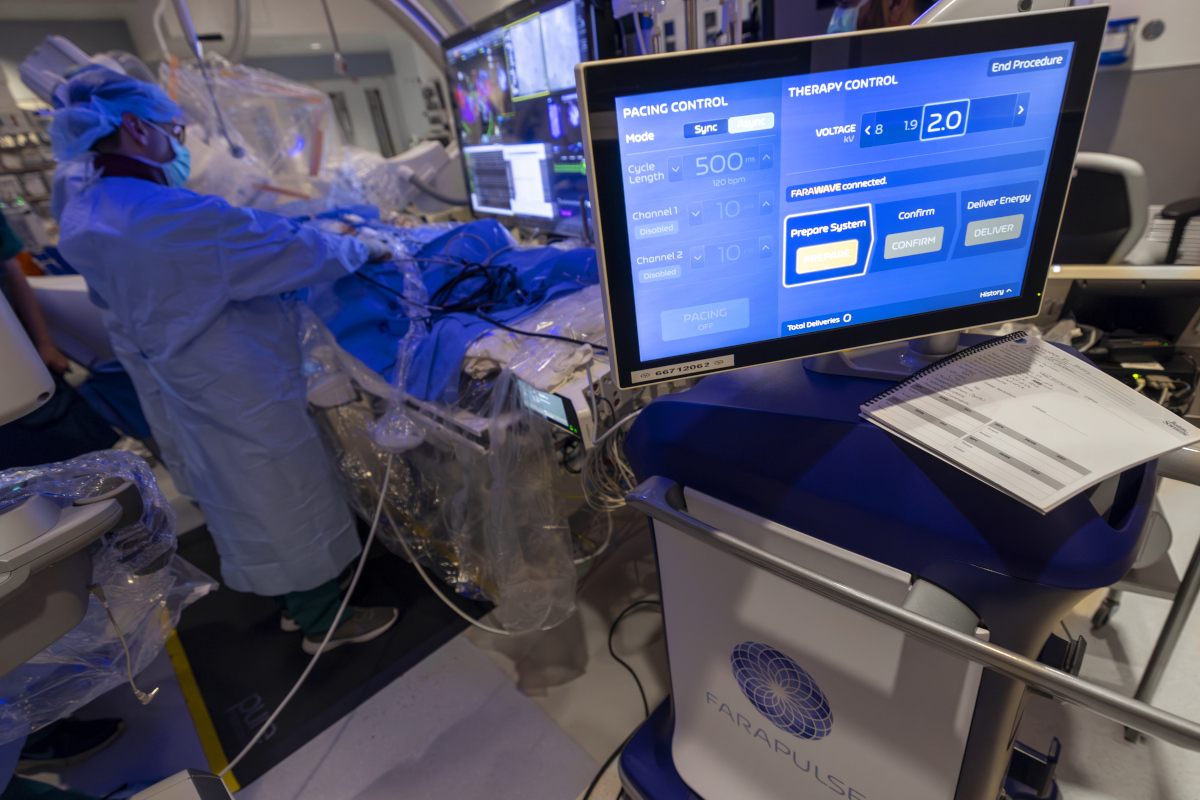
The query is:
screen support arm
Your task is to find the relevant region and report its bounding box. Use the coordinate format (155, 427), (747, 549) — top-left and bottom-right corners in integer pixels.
(804, 331), (963, 380)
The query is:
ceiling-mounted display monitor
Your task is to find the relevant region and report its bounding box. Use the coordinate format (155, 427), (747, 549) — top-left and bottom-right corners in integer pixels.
(443, 0), (608, 236)
(577, 8), (1107, 388)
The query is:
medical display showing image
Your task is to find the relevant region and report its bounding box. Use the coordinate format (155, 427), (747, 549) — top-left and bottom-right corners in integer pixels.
(444, 0), (591, 228)
(449, 35), (513, 145)
(614, 46), (1075, 363)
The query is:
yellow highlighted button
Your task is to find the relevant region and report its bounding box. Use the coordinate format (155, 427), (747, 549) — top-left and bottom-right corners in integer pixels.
(794, 239), (859, 275)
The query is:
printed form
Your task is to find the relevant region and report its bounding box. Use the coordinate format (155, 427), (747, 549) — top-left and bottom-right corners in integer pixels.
(861, 335), (1200, 512)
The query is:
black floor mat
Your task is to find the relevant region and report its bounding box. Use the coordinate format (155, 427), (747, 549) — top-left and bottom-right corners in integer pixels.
(174, 524), (491, 786)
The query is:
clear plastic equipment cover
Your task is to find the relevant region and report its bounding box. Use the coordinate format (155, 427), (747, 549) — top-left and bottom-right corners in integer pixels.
(301, 311), (579, 632)
(0, 451), (216, 745)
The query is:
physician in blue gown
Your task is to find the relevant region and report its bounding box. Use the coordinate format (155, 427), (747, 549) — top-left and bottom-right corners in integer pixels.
(50, 67), (397, 652)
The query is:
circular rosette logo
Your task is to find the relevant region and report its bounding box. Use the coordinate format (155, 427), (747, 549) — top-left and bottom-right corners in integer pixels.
(730, 641), (833, 740)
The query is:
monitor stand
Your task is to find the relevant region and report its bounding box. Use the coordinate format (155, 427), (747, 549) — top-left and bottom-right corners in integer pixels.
(803, 331), (964, 381)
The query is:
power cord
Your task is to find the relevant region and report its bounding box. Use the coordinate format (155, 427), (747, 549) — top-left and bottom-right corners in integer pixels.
(219, 454), (394, 778)
(581, 598), (662, 800)
(608, 600), (662, 718)
(582, 729), (638, 800)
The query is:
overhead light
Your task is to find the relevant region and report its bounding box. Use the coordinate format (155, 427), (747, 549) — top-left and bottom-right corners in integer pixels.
(310, 42), (323, 50)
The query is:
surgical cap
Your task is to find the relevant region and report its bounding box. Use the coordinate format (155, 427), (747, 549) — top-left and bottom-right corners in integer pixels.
(49, 65), (183, 162)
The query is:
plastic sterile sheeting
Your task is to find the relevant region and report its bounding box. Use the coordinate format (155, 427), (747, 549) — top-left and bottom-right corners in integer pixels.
(161, 55), (359, 213)
(297, 215), (455, 378)
(464, 283), (608, 393)
(0, 451), (216, 745)
(405, 221), (601, 403)
(339, 147), (422, 214)
(299, 312), (577, 631)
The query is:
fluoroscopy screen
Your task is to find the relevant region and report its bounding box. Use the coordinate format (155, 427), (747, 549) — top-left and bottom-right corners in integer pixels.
(614, 45), (1074, 363)
(445, 0), (590, 228)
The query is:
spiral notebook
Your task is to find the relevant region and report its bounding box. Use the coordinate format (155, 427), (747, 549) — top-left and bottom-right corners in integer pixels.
(860, 332), (1200, 513)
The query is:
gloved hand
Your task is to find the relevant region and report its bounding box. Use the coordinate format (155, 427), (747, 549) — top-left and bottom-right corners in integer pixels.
(363, 238), (394, 263)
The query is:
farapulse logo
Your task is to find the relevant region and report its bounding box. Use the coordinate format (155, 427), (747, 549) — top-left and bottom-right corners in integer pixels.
(700, 642), (867, 798)
(731, 641), (832, 740)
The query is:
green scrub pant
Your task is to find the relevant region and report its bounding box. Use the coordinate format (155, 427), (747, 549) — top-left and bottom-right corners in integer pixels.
(273, 578), (352, 635)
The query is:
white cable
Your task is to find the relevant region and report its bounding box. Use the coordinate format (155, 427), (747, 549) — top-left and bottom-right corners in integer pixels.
(219, 455), (393, 777)
(89, 585), (160, 705)
(383, 509), (512, 636)
(596, 407), (642, 446)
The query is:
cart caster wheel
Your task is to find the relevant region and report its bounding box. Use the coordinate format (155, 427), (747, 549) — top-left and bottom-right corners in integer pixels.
(1091, 596), (1119, 630)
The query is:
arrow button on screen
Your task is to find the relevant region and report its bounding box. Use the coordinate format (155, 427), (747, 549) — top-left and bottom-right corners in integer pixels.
(1013, 93), (1030, 127)
(668, 157), (684, 181)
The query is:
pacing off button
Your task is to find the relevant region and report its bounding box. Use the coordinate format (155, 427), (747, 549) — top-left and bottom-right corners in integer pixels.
(965, 214), (1024, 246)
(661, 298), (750, 341)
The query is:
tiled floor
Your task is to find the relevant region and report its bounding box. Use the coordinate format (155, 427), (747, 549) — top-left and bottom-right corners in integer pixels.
(236, 636), (598, 800)
(1017, 477), (1200, 800)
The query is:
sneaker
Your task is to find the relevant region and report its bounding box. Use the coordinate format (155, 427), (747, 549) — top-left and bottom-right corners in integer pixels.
(280, 569), (358, 632)
(301, 607), (399, 654)
(16, 718), (125, 773)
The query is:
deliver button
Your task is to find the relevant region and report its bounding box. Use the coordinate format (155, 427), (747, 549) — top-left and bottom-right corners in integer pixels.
(965, 214), (1024, 246)
(661, 298), (750, 341)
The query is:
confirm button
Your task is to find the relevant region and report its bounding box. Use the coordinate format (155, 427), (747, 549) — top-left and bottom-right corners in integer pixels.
(661, 298), (750, 341)
(884, 226), (944, 259)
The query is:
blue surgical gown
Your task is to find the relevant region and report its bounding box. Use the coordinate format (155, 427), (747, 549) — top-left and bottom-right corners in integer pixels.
(58, 176), (370, 596)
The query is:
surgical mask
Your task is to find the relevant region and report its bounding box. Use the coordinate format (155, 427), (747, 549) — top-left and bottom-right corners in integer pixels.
(138, 121), (192, 188)
(828, 0), (864, 33)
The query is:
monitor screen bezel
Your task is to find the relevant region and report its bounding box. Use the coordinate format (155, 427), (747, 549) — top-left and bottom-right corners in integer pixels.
(577, 7), (1108, 389)
(442, 0), (600, 235)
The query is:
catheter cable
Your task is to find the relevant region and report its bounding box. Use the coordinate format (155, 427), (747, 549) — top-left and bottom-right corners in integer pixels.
(219, 455), (393, 777)
(88, 584), (160, 705)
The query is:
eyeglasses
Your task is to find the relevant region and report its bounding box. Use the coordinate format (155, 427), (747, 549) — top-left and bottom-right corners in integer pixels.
(148, 121), (187, 145)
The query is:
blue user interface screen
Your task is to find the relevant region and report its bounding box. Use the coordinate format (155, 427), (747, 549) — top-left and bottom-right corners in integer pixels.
(613, 45), (1074, 362)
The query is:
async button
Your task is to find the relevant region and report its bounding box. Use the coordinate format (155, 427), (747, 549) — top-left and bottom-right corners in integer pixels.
(661, 298), (750, 341)
(965, 214), (1023, 246)
(884, 226), (944, 259)
(794, 240), (859, 275)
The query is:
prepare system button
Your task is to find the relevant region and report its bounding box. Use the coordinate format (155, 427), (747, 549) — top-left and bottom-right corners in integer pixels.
(661, 298), (750, 341)
(795, 240), (860, 273)
(965, 215), (1023, 246)
(884, 226), (944, 259)
(783, 204), (874, 287)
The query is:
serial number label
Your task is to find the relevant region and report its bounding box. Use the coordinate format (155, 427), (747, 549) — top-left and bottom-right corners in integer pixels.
(632, 355), (734, 384)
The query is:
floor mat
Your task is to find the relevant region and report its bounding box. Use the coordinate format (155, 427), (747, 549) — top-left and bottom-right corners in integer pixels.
(174, 525), (491, 787)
